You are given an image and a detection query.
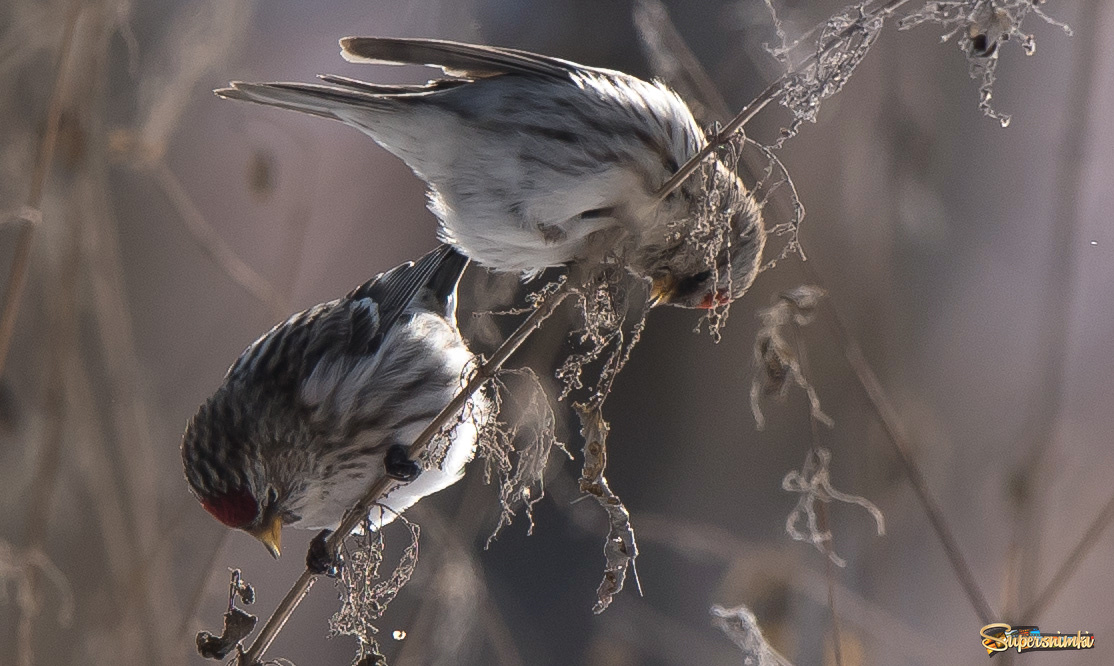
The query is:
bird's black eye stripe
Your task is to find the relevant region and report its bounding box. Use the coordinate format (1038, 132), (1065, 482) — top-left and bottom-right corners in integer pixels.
(580, 207), (614, 220)
(673, 270), (713, 299)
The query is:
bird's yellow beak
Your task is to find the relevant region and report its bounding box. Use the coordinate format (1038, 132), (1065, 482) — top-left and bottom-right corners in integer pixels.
(249, 513), (283, 559)
(648, 273), (677, 307)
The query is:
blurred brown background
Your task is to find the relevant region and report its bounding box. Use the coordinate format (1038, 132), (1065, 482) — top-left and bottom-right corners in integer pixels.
(1, 0), (1111, 664)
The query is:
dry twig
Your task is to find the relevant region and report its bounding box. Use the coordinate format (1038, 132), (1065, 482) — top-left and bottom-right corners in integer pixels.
(1003, 0), (1097, 618)
(800, 262), (996, 624)
(653, 0), (915, 202)
(0, 0), (83, 375)
(1022, 488), (1114, 619)
(150, 160), (288, 318)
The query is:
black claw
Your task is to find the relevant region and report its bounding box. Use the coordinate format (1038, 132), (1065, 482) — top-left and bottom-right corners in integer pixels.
(384, 443), (422, 482)
(306, 529), (342, 577)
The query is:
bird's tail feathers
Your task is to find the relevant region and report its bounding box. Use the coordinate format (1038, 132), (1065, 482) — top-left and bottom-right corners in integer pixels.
(355, 244), (470, 332)
(215, 81), (390, 120)
(423, 244), (470, 314)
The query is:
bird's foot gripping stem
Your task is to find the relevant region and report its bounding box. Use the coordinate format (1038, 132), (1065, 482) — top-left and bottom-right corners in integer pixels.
(306, 529), (343, 577)
(384, 443), (422, 482)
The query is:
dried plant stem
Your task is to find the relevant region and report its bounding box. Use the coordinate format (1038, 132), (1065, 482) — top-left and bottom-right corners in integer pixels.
(633, 0), (732, 122)
(17, 184), (81, 666)
(177, 531), (231, 648)
(1011, 8), (1105, 604)
(151, 161), (288, 318)
(238, 281), (574, 665)
(0, 0), (84, 376)
(802, 341), (843, 665)
(482, 604), (525, 666)
(398, 503), (524, 666)
(816, 503), (843, 666)
(1009, 0), (1101, 616)
(653, 0), (913, 202)
(1022, 488), (1114, 619)
(842, 327), (993, 623)
(634, 514), (942, 662)
(82, 156), (185, 664)
(17, 6), (89, 659)
(801, 262), (995, 624)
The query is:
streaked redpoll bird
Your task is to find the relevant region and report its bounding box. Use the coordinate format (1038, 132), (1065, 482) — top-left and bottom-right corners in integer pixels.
(217, 37), (765, 309)
(182, 245), (488, 565)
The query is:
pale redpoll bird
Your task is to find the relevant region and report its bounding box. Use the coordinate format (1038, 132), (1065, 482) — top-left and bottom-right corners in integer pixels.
(217, 37), (765, 309)
(182, 245), (488, 568)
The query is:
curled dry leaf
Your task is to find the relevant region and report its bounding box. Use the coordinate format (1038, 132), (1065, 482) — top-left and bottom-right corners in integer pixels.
(576, 405), (640, 614)
(195, 569), (258, 660)
(196, 607), (257, 660)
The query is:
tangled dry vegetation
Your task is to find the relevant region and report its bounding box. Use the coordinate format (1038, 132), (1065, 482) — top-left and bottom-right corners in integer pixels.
(213, 2), (1073, 663)
(0, 0), (1086, 664)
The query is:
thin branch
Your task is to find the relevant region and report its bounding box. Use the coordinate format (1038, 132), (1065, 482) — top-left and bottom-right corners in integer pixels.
(633, 0), (732, 122)
(800, 261), (996, 624)
(238, 280), (574, 665)
(1022, 488), (1114, 620)
(84, 152), (185, 664)
(1009, 0), (1102, 615)
(177, 531), (230, 648)
(653, 0), (914, 203)
(150, 160), (288, 318)
(396, 502), (524, 666)
(797, 314), (843, 666)
(632, 515), (942, 664)
(68, 327), (163, 661)
(632, 0), (803, 252)
(0, 0), (84, 376)
(814, 497), (842, 666)
(17, 170), (82, 666)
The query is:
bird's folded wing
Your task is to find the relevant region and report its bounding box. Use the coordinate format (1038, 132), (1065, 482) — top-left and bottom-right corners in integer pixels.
(350, 244), (467, 338)
(339, 37), (582, 80)
(315, 74), (468, 95)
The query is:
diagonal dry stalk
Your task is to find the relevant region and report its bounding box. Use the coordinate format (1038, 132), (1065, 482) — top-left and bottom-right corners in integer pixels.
(15, 3), (180, 663)
(801, 337), (844, 666)
(0, 0), (84, 377)
(816, 503), (843, 666)
(800, 262), (996, 624)
(149, 160), (289, 318)
(636, 9), (846, 653)
(1005, 0), (1101, 619)
(633, 514), (943, 662)
(633, 0), (732, 122)
(1022, 488), (1114, 619)
(237, 279), (575, 665)
(652, 0), (915, 202)
(18, 147), (82, 666)
(395, 497), (525, 666)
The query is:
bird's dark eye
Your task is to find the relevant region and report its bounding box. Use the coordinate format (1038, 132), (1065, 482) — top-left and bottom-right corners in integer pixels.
(266, 486), (278, 505)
